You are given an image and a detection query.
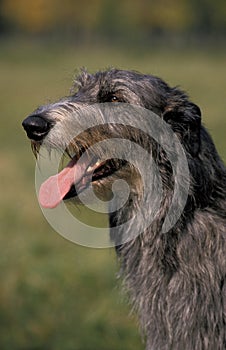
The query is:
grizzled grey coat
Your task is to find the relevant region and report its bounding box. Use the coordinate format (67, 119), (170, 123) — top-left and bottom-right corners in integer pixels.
(22, 69), (226, 350)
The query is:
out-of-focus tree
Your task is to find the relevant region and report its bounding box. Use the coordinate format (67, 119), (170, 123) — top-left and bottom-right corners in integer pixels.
(192, 0), (226, 35)
(96, 0), (193, 41)
(57, 0), (103, 40)
(136, 0), (193, 33)
(0, 0), (8, 33)
(0, 0), (225, 40)
(0, 0), (103, 36)
(1, 0), (58, 32)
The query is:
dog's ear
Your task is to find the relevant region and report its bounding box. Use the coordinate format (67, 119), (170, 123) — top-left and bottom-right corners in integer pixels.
(163, 102), (201, 157)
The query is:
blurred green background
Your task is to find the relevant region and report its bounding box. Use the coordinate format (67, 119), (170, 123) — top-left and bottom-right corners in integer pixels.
(0, 1), (226, 349)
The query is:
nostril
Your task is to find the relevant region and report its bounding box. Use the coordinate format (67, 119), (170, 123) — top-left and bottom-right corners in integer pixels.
(22, 115), (53, 141)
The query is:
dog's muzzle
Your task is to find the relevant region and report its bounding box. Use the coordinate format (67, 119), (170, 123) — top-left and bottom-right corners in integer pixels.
(22, 114), (53, 141)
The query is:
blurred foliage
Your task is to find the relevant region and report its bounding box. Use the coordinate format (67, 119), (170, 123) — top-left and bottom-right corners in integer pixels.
(0, 0), (226, 42)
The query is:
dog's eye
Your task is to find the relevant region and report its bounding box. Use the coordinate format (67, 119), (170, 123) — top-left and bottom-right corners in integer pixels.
(110, 96), (119, 102)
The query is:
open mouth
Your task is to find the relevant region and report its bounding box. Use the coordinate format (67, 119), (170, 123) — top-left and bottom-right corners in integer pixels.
(38, 151), (124, 209)
(63, 158), (123, 200)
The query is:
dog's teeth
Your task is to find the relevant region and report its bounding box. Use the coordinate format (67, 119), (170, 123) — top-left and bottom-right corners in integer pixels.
(87, 160), (101, 172)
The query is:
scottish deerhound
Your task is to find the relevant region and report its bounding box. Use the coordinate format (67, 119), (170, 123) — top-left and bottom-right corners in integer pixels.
(22, 69), (226, 350)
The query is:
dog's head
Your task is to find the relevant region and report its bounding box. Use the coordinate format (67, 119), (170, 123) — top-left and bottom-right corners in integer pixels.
(22, 69), (201, 209)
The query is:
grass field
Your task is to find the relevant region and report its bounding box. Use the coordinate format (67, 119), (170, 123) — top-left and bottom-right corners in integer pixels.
(0, 39), (225, 350)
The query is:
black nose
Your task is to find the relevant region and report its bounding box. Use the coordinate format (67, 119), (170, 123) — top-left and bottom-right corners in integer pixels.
(22, 115), (52, 141)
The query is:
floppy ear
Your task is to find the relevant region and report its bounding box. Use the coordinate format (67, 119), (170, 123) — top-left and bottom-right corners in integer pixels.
(163, 102), (201, 157)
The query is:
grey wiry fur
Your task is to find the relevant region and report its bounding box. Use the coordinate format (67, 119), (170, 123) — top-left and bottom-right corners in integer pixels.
(23, 69), (226, 350)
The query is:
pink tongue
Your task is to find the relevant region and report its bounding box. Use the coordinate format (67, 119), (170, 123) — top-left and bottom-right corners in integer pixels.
(39, 157), (88, 209)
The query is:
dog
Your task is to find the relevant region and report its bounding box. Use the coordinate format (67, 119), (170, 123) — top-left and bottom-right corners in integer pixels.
(22, 69), (226, 350)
